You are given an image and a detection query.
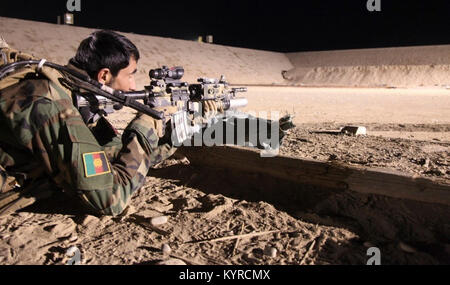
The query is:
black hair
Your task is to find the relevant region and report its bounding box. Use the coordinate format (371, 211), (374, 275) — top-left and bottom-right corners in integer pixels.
(71, 30), (140, 79)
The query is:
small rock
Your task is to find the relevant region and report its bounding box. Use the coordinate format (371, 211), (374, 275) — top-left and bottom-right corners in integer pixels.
(151, 216), (169, 226)
(148, 201), (173, 213)
(242, 253), (260, 264)
(199, 194), (229, 209)
(118, 205), (136, 219)
(398, 242), (417, 253)
(341, 126), (367, 136)
(171, 197), (202, 211)
(16, 212), (32, 218)
(264, 246), (277, 258)
(161, 244), (172, 255)
(137, 209), (164, 219)
(156, 258), (186, 265)
(77, 215), (101, 233)
(81, 215), (100, 227)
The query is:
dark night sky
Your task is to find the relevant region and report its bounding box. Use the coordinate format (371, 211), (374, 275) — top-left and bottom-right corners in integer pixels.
(1, 0), (450, 52)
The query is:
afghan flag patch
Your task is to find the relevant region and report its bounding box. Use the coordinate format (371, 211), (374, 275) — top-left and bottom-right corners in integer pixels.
(82, 152), (111, 178)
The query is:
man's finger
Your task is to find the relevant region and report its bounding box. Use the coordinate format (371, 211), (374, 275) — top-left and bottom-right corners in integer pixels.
(203, 101), (210, 114)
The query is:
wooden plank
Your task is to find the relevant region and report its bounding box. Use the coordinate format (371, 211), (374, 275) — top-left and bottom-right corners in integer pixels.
(178, 146), (450, 206)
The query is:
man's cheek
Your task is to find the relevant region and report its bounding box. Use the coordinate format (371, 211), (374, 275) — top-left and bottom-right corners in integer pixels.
(129, 78), (136, 91)
(111, 78), (125, 91)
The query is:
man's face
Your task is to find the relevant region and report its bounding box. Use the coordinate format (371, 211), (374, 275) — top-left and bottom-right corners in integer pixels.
(110, 57), (138, 91)
(98, 57), (138, 91)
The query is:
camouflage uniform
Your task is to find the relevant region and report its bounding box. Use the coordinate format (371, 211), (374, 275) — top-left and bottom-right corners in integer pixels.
(0, 62), (177, 216)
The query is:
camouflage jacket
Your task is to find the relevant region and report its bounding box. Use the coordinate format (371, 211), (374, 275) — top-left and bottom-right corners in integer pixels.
(0, 62), (177, 216)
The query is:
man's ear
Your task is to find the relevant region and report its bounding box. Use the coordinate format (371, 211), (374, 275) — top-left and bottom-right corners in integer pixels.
(97, 68), (113, 85)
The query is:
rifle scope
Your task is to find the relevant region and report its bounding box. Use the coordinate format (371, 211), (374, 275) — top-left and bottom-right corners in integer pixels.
(149, 66), (184, 80)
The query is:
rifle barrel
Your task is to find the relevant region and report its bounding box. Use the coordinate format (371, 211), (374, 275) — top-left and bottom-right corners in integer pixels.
(121, 91), (150, 100)
(232, 87), (248, 93)
(228, 98), (248, 109)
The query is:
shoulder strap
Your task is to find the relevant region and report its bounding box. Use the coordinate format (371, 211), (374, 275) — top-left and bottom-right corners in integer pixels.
(0, 42), (36, 66)
(0, 42), (73, 98)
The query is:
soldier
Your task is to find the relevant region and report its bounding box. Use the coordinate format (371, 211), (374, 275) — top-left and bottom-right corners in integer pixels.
(0, 30), (214, 216)
(0, 30), (295, 217)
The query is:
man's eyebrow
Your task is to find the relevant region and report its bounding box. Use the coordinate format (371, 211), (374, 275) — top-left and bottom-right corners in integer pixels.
(130, 69), (137, 75)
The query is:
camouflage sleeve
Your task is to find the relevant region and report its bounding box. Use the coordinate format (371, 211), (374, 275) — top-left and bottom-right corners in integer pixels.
(65, 113), (177, 216)
(57, 107), (177, 217)
(1, 77), (177, 216)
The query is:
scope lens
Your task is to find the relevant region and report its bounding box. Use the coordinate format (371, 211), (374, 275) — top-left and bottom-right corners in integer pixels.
(149, 67), (184, 80)
(149, 69), (163, 79)
(171, 68), (184, 80)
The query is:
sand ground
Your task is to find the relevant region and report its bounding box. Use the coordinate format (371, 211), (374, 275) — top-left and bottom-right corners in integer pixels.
(1, 86), (449, 265)
(243, 86), (450, 143)
(243, 87), (450, 124)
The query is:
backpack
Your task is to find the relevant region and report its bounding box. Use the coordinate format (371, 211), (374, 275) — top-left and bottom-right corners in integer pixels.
(0, 37), (72, 95)
(0, 38), (65, 215)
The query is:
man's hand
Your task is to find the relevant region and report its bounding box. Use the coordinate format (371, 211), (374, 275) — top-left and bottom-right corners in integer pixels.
(149, 105), (180, 138)
(134, 112), (165, 138)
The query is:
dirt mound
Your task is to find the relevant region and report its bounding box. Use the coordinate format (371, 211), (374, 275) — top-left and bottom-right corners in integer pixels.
(283, 65), (450, 88)
(3, 17), (450, 88)
(0, 17), (292, 88)
(287, 45), (450, 67)
(285, 45), (450, 88)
